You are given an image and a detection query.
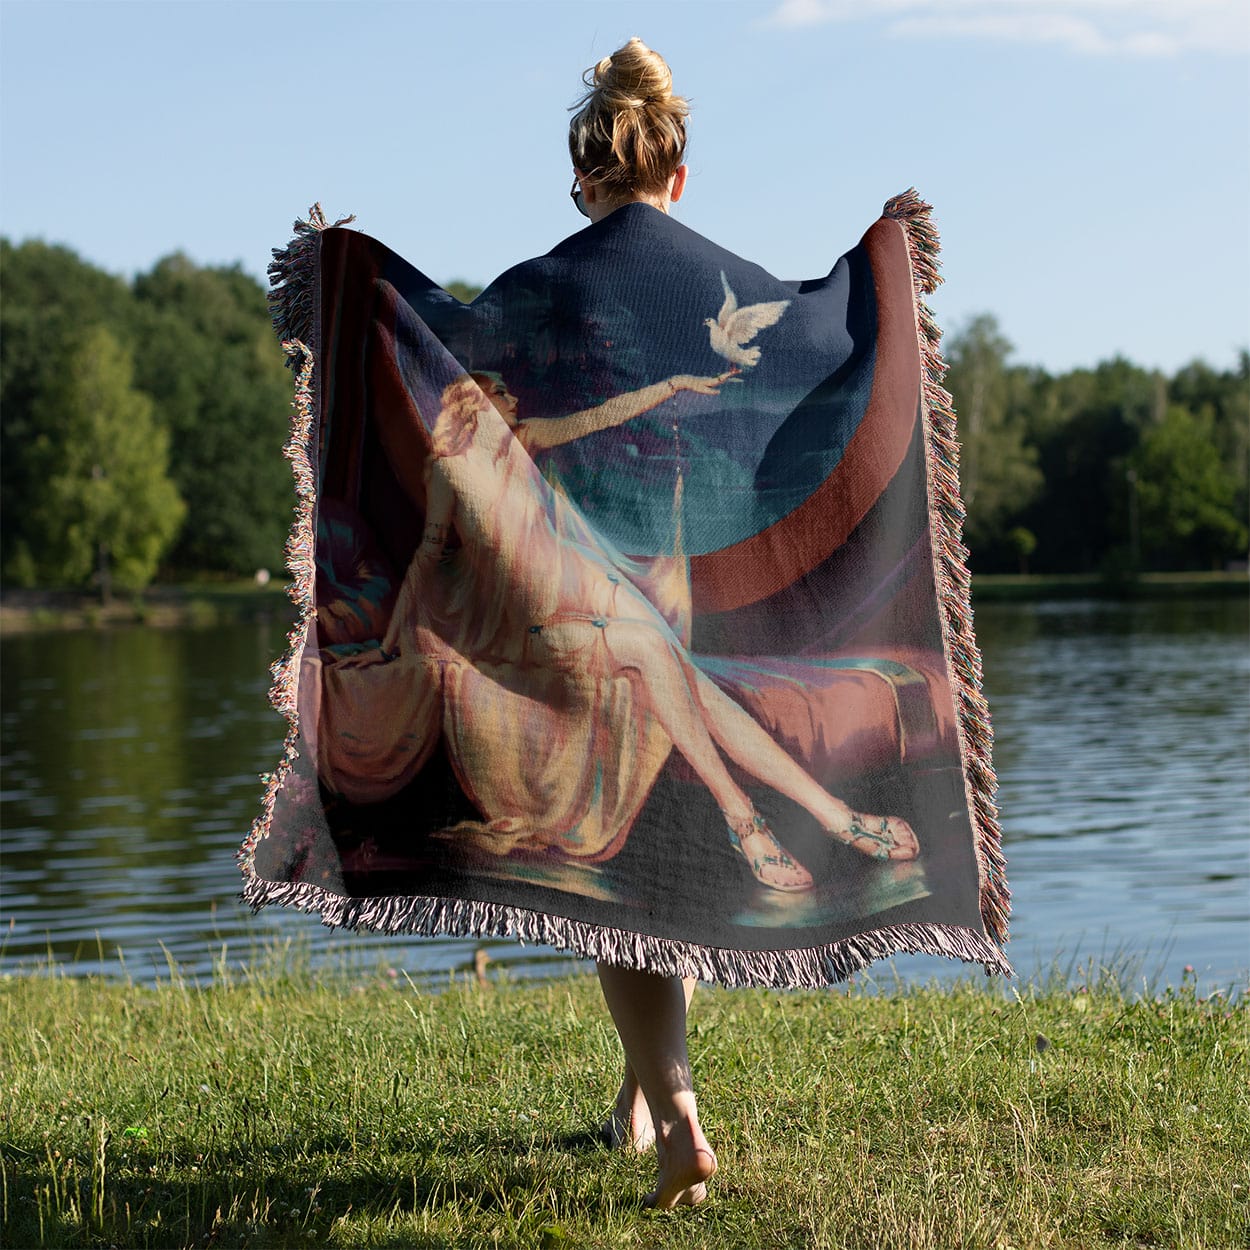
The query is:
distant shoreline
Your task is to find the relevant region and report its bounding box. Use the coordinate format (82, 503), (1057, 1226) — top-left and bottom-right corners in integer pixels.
(969, 569), (1249, 601)
(0, 582), (294, 635)
(0, 570), (1245, 635)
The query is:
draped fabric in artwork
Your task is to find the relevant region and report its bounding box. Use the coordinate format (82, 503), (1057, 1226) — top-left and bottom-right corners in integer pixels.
(239, 192), (1011, 987)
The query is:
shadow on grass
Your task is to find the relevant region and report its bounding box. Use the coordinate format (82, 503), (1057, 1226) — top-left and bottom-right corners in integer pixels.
(4, 1127), (642, 1249)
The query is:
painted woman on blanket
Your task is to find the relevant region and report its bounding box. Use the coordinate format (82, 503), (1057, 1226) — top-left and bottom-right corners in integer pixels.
(385, 369), (917, 888)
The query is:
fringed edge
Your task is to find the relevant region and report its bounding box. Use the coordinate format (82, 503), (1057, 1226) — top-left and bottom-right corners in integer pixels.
(241, 872), (1014, 987)
(236, 338), (318, 882)
(240, 205), (342, 882)
(267, 204), (354, 350)
(883, 188), (1011, 949)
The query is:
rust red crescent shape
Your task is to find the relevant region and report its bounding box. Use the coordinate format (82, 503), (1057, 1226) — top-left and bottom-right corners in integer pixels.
(689, 219), (921, 616)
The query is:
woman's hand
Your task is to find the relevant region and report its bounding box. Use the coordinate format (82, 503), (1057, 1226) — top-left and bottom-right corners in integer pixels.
(667, 370), (739, 396)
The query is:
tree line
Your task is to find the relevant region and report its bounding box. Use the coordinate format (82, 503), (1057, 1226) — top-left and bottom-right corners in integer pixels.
(945, 315), (1247, 575)
(1, 238), (1245, 595)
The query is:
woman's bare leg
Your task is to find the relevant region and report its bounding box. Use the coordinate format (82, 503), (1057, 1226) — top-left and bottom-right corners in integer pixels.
(596, 964), (717, 1207)
(606, 624), (811, 888)
(690, 667), (919, 859)
(606, 625), (752, 820)
(610, 615), (907, 851)
(603, 977), (696, 1151)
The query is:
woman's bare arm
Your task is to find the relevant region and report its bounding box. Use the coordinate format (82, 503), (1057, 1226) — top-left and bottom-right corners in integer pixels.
(417, 467), (457, 562)
(519, 372), (735, 452)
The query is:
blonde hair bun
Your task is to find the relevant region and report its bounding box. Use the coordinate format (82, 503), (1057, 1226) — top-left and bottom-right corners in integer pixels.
(569, 38), (689, 197)
(592, 36), (676, 110)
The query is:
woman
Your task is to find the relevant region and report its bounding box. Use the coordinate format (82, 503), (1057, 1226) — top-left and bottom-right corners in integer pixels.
(248, 32), (1014, 1218)
(321, 337), (916, 886)
(546, 37), (915, 1208)
(281, 35), (922, 1209)
(563, 38), (751, 1208)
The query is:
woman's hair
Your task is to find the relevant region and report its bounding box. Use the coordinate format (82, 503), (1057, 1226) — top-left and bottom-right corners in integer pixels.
(568, 37), (688, 198)
(432, 377), (484, 458)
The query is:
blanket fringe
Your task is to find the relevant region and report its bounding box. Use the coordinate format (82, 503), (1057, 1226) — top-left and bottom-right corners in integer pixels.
(240, 205), (342, 880)
(883, 188), (1010, 948)
(235, 339), (318, 880)
(240, 871), (1013, 987)
(267, 204), (354, 350)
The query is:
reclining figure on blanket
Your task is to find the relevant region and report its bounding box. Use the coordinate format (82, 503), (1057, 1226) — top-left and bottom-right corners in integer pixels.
(310, 369), (918, 892)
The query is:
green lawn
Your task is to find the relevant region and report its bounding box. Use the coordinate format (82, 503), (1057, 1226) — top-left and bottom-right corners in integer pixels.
(2, 958), (1246, 1249)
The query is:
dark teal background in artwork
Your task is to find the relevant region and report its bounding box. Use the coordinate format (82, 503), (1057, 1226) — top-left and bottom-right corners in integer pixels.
(383, 203), (879, 556)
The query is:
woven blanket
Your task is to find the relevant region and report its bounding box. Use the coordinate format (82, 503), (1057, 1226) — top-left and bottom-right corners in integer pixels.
(238, 191), (1011, 986)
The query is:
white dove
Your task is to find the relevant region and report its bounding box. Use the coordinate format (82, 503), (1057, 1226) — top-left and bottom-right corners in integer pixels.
(704, 271), (790, 369)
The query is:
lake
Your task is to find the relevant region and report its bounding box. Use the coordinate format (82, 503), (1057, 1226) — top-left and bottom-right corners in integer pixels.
(2, 597), (1246, 994)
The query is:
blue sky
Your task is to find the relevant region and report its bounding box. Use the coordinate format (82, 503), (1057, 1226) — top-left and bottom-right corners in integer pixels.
(2, 0), (1246, 374)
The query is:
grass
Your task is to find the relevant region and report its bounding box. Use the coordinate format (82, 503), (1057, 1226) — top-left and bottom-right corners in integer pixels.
(1, 958), (1246, 1250)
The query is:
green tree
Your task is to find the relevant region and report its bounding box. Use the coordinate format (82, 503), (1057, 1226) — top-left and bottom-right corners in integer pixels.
(1169, 354), (1250, 536)
(1, 239), (139, 581)
(943, 315), (1043, 565)
(132, 256), (293, 574)
(1022, 357), (1163, 572)
(1007, 526), (1037, 574)
(1129, 405), (1246, 570)
(24, 327), (185, 596)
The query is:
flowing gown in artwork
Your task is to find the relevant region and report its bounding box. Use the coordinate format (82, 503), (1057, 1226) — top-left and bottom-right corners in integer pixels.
(397, 397), (690, 863)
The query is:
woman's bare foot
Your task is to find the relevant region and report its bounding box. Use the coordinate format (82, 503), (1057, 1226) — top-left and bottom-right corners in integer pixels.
(725, 807), (813, 892)
(645, 1115), (717, 1210)
(824, 804), (919, 861)
(601, 1076), (655, 1151)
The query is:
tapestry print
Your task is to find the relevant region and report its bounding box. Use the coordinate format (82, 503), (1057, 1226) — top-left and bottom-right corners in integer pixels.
(240, 192), (1011, 986)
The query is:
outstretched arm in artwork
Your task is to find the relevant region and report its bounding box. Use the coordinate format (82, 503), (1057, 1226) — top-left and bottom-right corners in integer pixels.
(519, 372), (736, 452)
